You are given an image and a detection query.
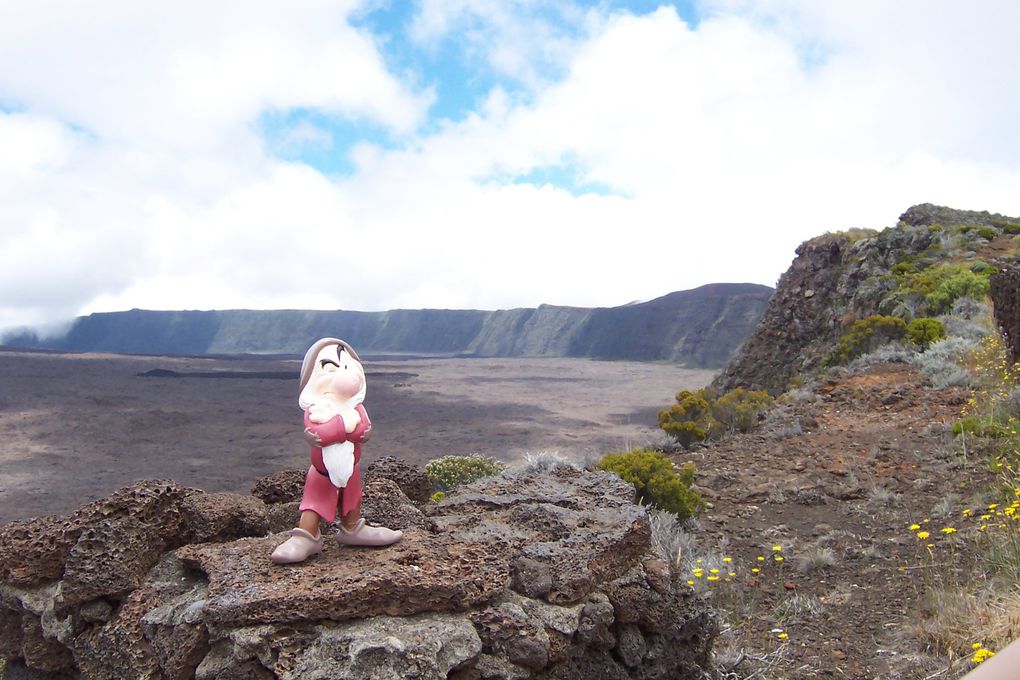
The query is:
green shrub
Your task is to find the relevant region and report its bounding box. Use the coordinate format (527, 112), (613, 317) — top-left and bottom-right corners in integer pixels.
(596, 448), (704, 519)
(424, 454), (507, 492)
(906, 317), (947, 349)
(901, 263), (991, 316)
(827, 315), (907, 365)
(976, 226), (999, 241)
(430, 491), (447, 502)
(657, 389), (718, 447)
(712, 387), (774, 432)
(1004, 223), (1020, 235)
(952, 418), (1014, 439)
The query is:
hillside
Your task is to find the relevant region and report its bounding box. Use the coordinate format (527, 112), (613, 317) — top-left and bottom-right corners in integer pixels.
(716, 203), (1020, 393)
(662, 204), (1020, 677)
(3, 283), (772, 367)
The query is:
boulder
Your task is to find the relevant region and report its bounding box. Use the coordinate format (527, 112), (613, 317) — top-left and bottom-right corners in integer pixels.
(0, 465), (717, 679)
(250, 470), (306, 505)
(180, 492), (269, 544)
(364, 456), (433, 504)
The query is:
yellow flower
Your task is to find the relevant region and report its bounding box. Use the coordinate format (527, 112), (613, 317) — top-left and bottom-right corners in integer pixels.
(774, 556), (785, 563)
(722, 557), (732, 563)
(687, 580), (695, 586)
(972, 648), (995, 663)
(941, 527), (957, 534)
(728, 571), (736, 577)
(707, 575), (720, 582)
(772, 545), (783, 552)
(751, 568), (760, 574)
(917, 531), (930, 540)
(981, 514), (992, 521)
(710, 568), (720, 574)
(962, 509), (973, 517)
(778, 632), (789, 640)
(972, 643), (983, 650)
(989, 504), (999, 510)
(909, 523), (921, 531)
(757, 556), (765, 562)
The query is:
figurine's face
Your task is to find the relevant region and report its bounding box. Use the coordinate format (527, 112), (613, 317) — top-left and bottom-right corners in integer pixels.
(308, 344), (364, 403)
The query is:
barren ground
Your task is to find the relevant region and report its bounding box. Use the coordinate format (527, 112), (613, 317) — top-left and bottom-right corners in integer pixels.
(0, 349), (712, 524)
(675, 362), (1001, 679)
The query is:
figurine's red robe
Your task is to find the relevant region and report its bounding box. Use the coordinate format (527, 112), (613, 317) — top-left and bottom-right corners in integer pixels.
(298, 403), (370, 522)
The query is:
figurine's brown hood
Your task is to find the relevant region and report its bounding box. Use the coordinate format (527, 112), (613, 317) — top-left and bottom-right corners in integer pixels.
(298, 337), (361, 392)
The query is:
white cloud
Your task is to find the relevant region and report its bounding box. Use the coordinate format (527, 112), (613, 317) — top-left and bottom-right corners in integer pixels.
(409, 0), (594, 89)
(1, 1), (1019, 335)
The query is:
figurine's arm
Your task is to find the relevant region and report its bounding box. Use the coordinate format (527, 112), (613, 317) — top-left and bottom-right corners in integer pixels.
(349, 405), (372, 443)
(303, 410), (348, 446)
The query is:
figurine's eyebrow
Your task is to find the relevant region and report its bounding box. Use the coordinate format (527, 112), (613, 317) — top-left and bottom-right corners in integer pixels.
(319, 358), (340, 369)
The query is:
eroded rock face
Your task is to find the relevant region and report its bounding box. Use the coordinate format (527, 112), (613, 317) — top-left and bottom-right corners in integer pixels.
(992, 265), (1020, 363)
(0, 465), (717, 679)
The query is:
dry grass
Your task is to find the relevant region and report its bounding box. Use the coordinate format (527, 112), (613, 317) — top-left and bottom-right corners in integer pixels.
(910, 588), (1020, 659)
(795, 547), (838, 573)
(773, 593), (826, 623)
(867, 485), (899, 508)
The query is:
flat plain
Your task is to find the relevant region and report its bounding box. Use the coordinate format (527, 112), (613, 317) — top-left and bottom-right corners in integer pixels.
(0, 349), (713, 524)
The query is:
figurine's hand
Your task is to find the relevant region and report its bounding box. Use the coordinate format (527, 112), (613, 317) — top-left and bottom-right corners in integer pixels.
(303, 428), (323, 447)
(361, 425), (372, 443)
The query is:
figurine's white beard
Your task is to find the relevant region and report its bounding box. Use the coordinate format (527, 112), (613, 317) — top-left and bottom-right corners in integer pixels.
(322, 442), (355, 488)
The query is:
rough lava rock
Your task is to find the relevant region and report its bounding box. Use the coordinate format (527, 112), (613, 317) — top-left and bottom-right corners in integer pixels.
(364, 456), (433, 505)
(0, 465), (717, 679)
(992, 264), (1020, 363)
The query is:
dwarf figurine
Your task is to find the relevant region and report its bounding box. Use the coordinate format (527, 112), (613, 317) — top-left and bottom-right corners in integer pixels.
(271, 337), (402, 564)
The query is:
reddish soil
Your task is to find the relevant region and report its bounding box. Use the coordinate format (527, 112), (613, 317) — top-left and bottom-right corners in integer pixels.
(673, 362), (999, 679)
(0, 349), (712, 524)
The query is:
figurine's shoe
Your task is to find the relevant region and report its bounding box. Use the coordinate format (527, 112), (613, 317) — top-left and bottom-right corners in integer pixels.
(336, 519), (403, 547)
(270, 528), (323, 564)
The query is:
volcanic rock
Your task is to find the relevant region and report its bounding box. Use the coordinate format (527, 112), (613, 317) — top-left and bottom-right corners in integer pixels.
(0, 465), (717, 679)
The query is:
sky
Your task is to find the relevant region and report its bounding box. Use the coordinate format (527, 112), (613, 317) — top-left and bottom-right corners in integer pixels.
(2, 1), (1019, 335)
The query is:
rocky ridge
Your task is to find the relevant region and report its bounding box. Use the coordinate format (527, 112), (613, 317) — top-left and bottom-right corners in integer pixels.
(0, 460), (717, 679)
(716, 203), (1020, 394)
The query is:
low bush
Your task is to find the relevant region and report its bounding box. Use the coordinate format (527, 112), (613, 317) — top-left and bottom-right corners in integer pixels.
(657, 389), (718, 448)
(906, 317), (947, 349)
(920, 264), (992, 315)
(910, 336), (979, 389)
(424, 454), (507, 492)
(712, 387), (774, 433)
(596, 448), (704, 519)
(827, 315), (907, 365)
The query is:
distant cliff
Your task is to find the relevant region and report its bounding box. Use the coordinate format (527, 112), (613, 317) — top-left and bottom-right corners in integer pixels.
(5, 283), (773, 367)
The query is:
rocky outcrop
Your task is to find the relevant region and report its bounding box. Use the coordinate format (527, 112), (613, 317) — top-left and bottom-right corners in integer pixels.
(716, 204), (1020, 394)
(0, 462), (717, 679)
(991, 265), (1020, 363)
(4, 283), (772, 368)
